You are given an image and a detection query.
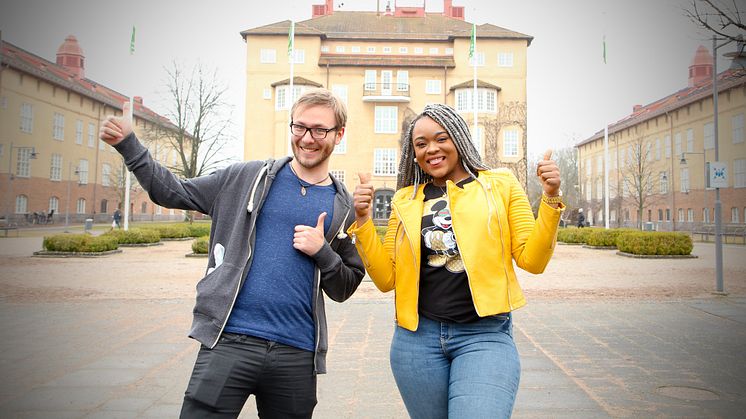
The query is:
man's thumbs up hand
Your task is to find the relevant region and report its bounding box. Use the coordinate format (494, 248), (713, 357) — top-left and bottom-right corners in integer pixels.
(293, 212), (328, 256)
(99, 101), (134, 146)
(353, 173), (374, 224)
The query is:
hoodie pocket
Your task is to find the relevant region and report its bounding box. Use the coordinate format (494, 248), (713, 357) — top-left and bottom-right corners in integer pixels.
(193, 262), (241, 325)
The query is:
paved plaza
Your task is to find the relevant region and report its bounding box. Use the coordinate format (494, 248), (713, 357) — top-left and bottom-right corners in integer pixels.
(0, 231), (745, 418)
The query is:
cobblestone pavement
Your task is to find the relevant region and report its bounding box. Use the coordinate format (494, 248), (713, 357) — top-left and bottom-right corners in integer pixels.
(0, 236), (744, 418)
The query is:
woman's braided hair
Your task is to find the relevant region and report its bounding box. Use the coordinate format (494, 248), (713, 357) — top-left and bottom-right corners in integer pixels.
(397, 103), (490, 190)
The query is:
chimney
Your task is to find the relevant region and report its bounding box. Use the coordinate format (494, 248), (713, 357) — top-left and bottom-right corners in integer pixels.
(633, 104), (643, 113)
(312, 0), (334, 17)
(384, 1), (393, 15)
(134, 96), (143, 105)
(444, 0), (452, 15)
(689, 45), (713, 87)
(56, 35), (85, 79)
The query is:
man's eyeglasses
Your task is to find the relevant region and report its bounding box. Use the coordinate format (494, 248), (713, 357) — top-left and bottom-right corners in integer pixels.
(289, 123), (338, 140)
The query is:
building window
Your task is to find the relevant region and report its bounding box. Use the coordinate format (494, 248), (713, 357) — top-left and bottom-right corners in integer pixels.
(15, 195), (28, 214)
(734, 158), (746, 188)
(332, 84), (348, 104)
(373, 148), (397, 176)
(382, 46), (391, 54)
(414, 47), (424, 54)
(20, 103), (34, 133)
(141, 202), (148, 214)
(260, 49), (276, 63)
(53, 112), (65, 141)
(469, 52), (486, 67)
(680, 168), (689, 192)
(597, 155), (603, 172)
(655, 138), (661, 160)
(330, 170), (345, 184)
(704, 207), (710, 223)
(733, 207), (741, 223)
(336, 45), (346, 53)
(351, 46), (360, 53)
(263, 88), (271, 100)
(674, 132), (682, 157)
(677, 208), (684, 222)
(374, 106), (398, 134)
(75, 120), (83, 144)
(396, 71), (409, 92)
(275, 85), (304, 110)
(78, 159), (89, 185)
(334, 130), (347, 155)
(664, 135), (671, 158)
(49, 196), (59, 213)
(50, 153), (62, 181)
(373, 189), (394, 220)
(454, 88), (496, 113)
(733, 114), (744, 144)
(498, 52), (514, 67)
(88, 123), (96, 147)
(659, 171), (668, 194)
(364, 70), (376, 91)
(367, 46), (376, 53)
(686, 128), (694, 153)
(320, 46), (329, 53)
(102, 163), (111, 187)
(16, 148), (32, 178)
(445, 48), (454, 55)
(704, 122), (714, 150)
(666, 208), (671, 221)
(76, 198), (86, 214)
(585, 180), (591, 201)
(687, 208), (694, 222)
(155, 205), (162, 215)
(101, 199), (108, 214)
(658, 209), (664, 221)
(596, 178), (603, 200)
(399, 47), (408, 54)
(429, 47), (438, 54)
(292, 49), (305, 64)
(585, 158), (591, 176)
(503, 130), (518, 157)
(425, 80), (441, 95)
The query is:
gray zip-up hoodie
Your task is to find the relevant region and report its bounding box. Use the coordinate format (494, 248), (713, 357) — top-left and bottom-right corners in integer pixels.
(115, 133), (365, 374)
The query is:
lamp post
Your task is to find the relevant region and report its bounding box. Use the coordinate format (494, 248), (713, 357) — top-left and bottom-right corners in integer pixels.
(680, 151), (707, 226)
(6, 143), (38, 220)
(64, 162), (85, 232)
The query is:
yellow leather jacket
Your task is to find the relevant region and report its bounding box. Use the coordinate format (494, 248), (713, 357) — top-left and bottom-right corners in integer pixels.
(347, 169), (563, 331)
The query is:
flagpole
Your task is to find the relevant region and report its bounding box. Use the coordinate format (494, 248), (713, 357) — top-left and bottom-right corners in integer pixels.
(471, 23), (477, 143)
(288, 20), (295, 152)
(602, 32), (609, 229)
(124, 25), (136, 231)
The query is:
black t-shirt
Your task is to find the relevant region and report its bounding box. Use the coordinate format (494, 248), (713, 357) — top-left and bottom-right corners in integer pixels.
(418, 177), (480, 323)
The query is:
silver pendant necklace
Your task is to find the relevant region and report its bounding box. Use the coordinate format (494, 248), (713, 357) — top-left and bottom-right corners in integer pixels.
(289, 163), (330, 196)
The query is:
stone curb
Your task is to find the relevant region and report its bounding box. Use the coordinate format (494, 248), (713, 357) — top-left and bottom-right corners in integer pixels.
(32, 249), (124, 258)
(582, 244), (617, 250)
(118, 242), (164, 247)
(185, 253), (208, 258)
(616, 251), (698, 259)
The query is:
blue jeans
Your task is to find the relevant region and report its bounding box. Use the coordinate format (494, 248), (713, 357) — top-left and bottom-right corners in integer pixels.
(390, 314), (520, 419)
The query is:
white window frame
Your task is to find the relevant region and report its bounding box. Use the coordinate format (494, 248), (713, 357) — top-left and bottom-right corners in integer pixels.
(49, 196), (59, 213)
(429, 47), (438, 55)
(351, 46), (361, 53)
(503, 130), (518, 157)
(425, 80), (442, 95)
(15, 195), (28, 214)
(367, 46), (376, 53)
(275, 85), (304, 110)
(498, 52), (514, 67)
(336, 45), (346, 53)
(382, 46), (392, 54)
(688, 208), (694, 223)
(20, 103), (33, 133)
(53, 112), (65, 141)
(76, 198), (86, 214)
(414, 47), (424, 54)
(659, 171), (668, 194)
(260, 49), (276, 63)
(732, 207), (740, 223)
(75, 120), (83, 145)
(78, 159), (89, 185)
(733, 114), (744, 144)
(686, 128), (694, 153)
(320, 46), (330, 53)
(16, 148), (31, 178)
(263, 88), (271, 100)
(596, 155), (603, 172)
(399, 47), (408, 54)
(445, 47), (453, 55)
(734, 158), (746, 188)
(364, 70), (376, 91)
(102, 163), (111, 187)
(331, 84), (348, 104)
(680, 168), (690, 192)
(454, 88), (497, 113)
(674, 132), (682, 157)
(374, 106), (398, 134)
(655, 138), (661, 160)
(330, 170), (345, 184)
(50, 153), (62, 181)
(88, 123), (96, 147)
(373, 148), (397, 176)
(704, 122), (714, 150)
(665, 135), (671, 158)
(396, 71), (409, 92)
(292, 49), (305, 64)
(469, 52), (486, 67)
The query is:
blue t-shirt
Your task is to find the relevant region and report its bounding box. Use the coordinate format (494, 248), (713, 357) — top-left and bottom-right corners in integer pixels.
(224, 163), (336, 351)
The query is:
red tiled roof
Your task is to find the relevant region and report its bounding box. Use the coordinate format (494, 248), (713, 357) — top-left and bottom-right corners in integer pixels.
(270, 76), (323, 87)
(1, 40), (175, 129)
(577, 68), (746, 147)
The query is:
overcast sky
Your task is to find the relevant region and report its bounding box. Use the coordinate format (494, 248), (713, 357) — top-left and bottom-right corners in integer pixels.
(1, 0), (737, 161)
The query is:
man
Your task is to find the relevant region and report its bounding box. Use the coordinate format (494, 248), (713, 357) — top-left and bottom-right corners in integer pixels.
(100, 89), (364, 418)
(112, 207), (122, 229)
(577, 208), (586, 228)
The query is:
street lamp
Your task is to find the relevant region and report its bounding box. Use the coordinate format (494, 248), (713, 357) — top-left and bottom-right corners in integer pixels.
(64, 162), (86, 232)
(680, 151), (708, 225)
(6, 143), (38, 219)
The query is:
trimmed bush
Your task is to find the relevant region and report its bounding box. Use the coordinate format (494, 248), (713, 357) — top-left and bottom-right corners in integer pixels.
(586, 228), (635, 247)
(557, 227), (596, 244)
(375, 226), (387, 240)
(617, 231), (693, 255)
(144, 224), (191, 239)
(192, 236), (209, 254)
(187, 223), (211, 238)
(43, 234), (119, 253)
(103, 228), (160, 244)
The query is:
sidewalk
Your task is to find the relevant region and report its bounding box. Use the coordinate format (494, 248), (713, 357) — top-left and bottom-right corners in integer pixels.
(0, 239), (744, 417)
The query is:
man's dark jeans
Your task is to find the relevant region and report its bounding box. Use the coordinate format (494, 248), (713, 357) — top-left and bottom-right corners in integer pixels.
(180, 333), (317, 418)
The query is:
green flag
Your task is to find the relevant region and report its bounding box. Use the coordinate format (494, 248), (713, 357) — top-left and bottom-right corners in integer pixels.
(130, 26), (136, 55)
(602, 35), (606, 64)
(288, 21), (295, 57)
(469, 23), (476, 58)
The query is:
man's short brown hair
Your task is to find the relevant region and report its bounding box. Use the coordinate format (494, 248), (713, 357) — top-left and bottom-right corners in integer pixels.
(291, 88), (347, 129)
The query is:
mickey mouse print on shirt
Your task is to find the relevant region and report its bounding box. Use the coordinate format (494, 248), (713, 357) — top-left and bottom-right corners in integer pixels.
(421, 195), (465, 273)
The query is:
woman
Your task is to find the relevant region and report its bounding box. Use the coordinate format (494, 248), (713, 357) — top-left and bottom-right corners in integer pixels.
(348, 104), (563, 418)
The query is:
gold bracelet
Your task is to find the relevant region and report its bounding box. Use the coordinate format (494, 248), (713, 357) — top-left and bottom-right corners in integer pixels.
(542, 192), (563, 205)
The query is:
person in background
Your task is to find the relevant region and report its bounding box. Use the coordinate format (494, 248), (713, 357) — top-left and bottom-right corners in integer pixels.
(100, 89), (364, 418)
(348, 104), (563, 418)
(577, 208), (586, 228)
(112, 207), (122, 229)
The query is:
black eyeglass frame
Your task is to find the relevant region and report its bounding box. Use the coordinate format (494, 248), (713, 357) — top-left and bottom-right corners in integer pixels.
(289, 123), (338, 140)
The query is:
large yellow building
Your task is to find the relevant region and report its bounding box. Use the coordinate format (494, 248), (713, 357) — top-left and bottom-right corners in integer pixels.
(576, 45), (746, 232)
(241, 0), (531, 222)
(0, 36), (184, 226)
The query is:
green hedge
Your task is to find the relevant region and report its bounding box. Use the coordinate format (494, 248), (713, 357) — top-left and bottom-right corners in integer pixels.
(617, 231), (693, 255)
(187, 224), (211, 237)
(586, 228), (635, 247)
(142, 222), (211, 239)
(43, 234), (119, 252)
(557, 227), (596, 244)
(103, 228), (160, 244)
(192, 236), (209, 254)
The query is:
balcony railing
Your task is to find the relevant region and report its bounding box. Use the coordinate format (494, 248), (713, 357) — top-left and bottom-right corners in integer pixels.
(362, 83), (410, 103)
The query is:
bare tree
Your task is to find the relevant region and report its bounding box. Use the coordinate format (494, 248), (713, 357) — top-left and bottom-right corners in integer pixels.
(618, 137), (663, 229)
(685, 0), (745, 44)
(146, 62), (235, 221)
(109, 162), (140, 218)
(481, 101), (528, 189)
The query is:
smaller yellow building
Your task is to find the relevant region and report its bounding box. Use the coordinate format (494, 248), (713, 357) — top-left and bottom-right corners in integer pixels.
(576, 44), (746, 232)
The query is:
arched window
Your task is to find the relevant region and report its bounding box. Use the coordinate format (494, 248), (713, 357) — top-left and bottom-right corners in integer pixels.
(15, 195), (28, 214)
(373, 189), (395, 221)
(100, 199), (108, 214)
(49, 196), (59, 212)
(76, 198), (86, 214)
(141, 202), (148, 214)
